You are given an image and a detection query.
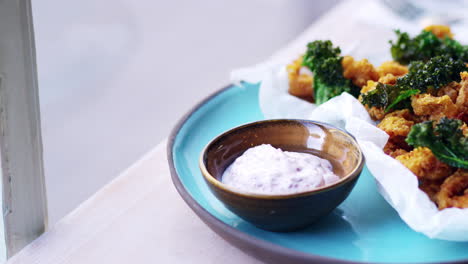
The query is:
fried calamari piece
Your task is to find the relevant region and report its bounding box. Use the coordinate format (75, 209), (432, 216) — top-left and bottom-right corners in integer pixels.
(437, 82), (461, 103)
(424, 24), (454, 39)
(378, 115), (414, 138)
(376, 61), (409, 78)
(386, 109), (419, 122)
(382, 133), (412, 158)
(411, 94), (458, 120)
(378, 73), (398, 85)
(382, 139), (398, 156)
(391, 148), (408, 158)
(383, 139), (408, 158)
(342, 56), (379, 87)
(436, 169), (468, 209)
(379, 114), (415, 157)
(396, 147), (455, 181)
(419, 179), (444, 203)
(287, 56), (314, 101)
(367, 106), (386, 121)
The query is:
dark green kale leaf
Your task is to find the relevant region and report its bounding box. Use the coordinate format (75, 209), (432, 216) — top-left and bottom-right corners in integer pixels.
(303, 40), (341, 71)
(406, 118), (468, 169)
(302, 40), (359, 104)
(312, 56), (355, 104)
(361, 83), (395, 109)
(390, 29), (468, 65)
(398, 56), (467, 93)
(361, 55), (467, 112)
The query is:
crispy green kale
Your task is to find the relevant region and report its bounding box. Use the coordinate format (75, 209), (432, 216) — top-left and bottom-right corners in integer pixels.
(302, 40), (358, 104)
(303, 40), (341, 71)
(398, 56), (467, 93)
(361, 55), (467, 112)
(361, 82), (419, 112)
(390, 29), (468, 65)
(406, 118), (468, 169)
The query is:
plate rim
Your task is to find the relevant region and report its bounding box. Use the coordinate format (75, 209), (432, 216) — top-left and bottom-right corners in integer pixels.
(166, 83), (467, 264)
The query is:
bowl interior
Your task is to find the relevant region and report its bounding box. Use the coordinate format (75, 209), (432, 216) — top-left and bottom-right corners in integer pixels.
(203, 120), (362, 186)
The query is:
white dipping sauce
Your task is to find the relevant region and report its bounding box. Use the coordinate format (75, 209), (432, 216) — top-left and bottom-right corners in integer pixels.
(222, 144), (340, 195)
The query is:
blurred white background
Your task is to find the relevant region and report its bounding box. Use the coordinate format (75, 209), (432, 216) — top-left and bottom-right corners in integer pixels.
(32, 0), (340, 224)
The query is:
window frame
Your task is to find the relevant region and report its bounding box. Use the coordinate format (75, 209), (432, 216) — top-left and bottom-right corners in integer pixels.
(0, 0), (47, 258)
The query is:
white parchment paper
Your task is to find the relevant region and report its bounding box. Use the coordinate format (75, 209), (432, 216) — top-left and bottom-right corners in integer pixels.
(231, 65), (468, 241)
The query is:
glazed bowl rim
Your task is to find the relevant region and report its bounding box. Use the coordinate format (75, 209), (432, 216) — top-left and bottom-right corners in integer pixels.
(199, 119), (365, 200)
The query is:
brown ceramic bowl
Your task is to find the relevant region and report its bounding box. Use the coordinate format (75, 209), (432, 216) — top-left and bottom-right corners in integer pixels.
(199, 119), (364, 232)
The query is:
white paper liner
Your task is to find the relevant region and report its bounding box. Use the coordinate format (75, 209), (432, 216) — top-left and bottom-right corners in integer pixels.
(232, 65), (468, 241)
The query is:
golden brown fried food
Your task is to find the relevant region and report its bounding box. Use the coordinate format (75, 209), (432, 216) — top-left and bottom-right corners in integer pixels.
(382, 133), (413, 157)
(287, 56), (314, 101)
(386, 109), (420, 122)
(411, 94), (458, 120)
(419, 179), (444, 203)
(456, 72), (468, 116)
(424, 24), (454, 39)
(383, 139), (408, 158)
(436, 169), (468, 209)
(462, 123), (468, 137)
(382, 140), (398, 157)
(378, 73), (398, 85)
(376, 61), (408, 78)
(437, 82), (460, 103)
(379, 114), (415, 157)
(366, 106), (385, 121)
(378, 115), (414, 138)
(360, 80), (377, 94)
(391, 148), (408, 158)
(342, 56), (379, 87)
(396, 147), (455, 181)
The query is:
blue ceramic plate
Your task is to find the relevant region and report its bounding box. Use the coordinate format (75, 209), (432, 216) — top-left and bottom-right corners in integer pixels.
(168, 83), (468, 264)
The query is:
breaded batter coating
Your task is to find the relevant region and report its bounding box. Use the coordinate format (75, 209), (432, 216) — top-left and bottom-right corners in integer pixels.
(383, 139), (408, 158)
(379, 114), (414, 157)
(419, 179), (444, 203)
(437, 82), (460, 103)
(396, 147), (455, 181)
(342, 56), (379, 87)
(376, 61), (408, 78)
(366, 106), (385, 121)
(287, 56), (314, 100)
(456, 72), (468, 114)
(424, 25), (454, 39)
(386, 109), (418, 122)
(378, 73), (398, 85)
(360, 80), (378, 94)
(411, 94), (458, 120)
(382, 133), (413, 158)
(462, 123), (468, 137)
(378, 115), (414, 138)
(436, 169), (468, 209)
(390, 148), (408, 158)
